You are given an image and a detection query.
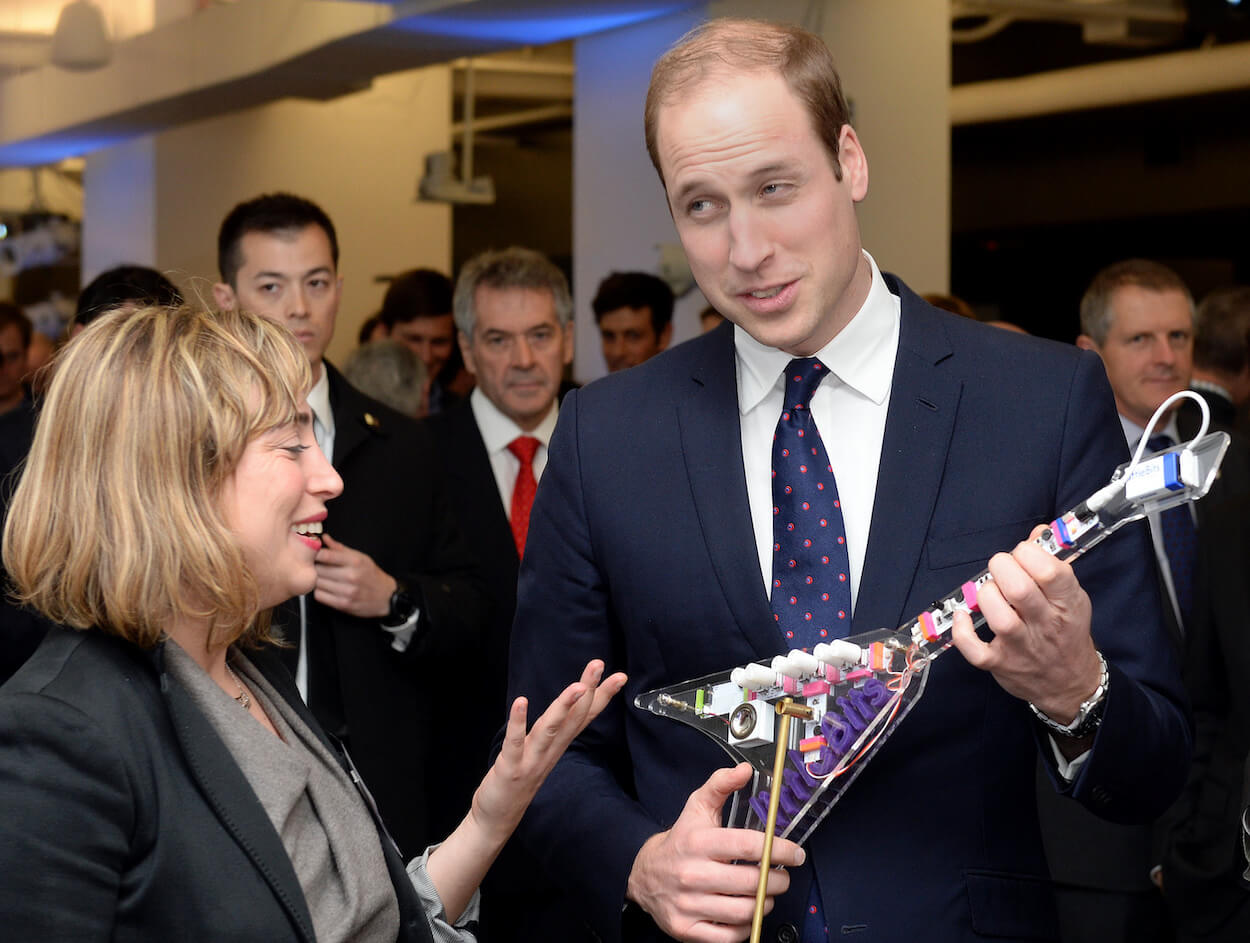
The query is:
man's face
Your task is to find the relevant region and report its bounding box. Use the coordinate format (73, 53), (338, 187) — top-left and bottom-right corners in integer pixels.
(0, 324), (27, 406)
(1080, 285), (1193, 428)
(215, 225), (341, 378)
(460, 285), (572, 431)
(598, 305), (670, 372)
(656, 69), (870, 357)
(393, 313), (456, 377)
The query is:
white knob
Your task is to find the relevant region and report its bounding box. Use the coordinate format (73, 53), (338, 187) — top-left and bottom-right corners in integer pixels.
(813, 640), (861, 668)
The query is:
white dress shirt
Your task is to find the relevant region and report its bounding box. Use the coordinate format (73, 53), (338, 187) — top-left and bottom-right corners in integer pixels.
(306, 366), (334, 463)
(736, 251), (900, 614)
(469, 387), (560, 517)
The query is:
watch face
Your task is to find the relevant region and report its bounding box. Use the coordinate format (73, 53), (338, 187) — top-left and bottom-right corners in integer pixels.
(390, 588), (416, 621)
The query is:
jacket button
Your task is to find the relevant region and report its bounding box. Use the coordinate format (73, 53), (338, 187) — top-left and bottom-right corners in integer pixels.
(776, 923), (799, 943)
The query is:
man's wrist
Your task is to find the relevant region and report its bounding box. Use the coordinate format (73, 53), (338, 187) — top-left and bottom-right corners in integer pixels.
(1030, 649), (1109, 740)
(381, 577), (416, 628)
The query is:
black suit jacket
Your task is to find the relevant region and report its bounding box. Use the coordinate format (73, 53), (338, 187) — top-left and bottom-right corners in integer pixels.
(423, 401), (518, 836)
(1159, 495), (1250, 940)
(0, 627), (435, 942)
(0, 399), (47, 684)
(425, 401), (597, 943)
(286, 363), (487, 857)
(507, 278), (1190, 943)
(1177, 388), (1250, 514)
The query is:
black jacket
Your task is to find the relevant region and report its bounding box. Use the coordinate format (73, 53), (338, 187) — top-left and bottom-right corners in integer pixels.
(0, 627), (436, 942)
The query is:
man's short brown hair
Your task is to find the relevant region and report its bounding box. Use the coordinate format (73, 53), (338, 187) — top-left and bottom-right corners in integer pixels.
(1079, 259), (1193, 345)
(1193, 285), (1250, 376)
(644, 18), (852, 186)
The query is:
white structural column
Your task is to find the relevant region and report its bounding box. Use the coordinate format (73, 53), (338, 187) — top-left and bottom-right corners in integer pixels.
(82, 136), (158, 287)
(816, 0), (950, 297)
(571, 5), (708, 382)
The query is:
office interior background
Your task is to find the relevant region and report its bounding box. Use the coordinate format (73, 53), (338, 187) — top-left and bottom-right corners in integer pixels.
(1, 0), (1248, 380)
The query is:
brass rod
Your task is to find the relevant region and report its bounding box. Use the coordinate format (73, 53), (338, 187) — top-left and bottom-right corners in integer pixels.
(750, 701), (795, 943)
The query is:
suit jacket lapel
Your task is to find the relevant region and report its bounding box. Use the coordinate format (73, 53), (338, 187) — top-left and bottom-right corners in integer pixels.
(450, 403), (518, 568)
(855, 278), (962, 633)
(154, 645), (317, 943)
(325, 362), (381, 470)
(677, 327), (778, 658)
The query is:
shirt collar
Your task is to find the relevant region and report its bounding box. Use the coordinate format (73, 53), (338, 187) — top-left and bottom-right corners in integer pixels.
(1119, 412), (1180, 450)
(306, 364), (333, 434)
(735, 251), (898, 416)
(1190, 377), (1231, 402)
(470, 386), (559, 454)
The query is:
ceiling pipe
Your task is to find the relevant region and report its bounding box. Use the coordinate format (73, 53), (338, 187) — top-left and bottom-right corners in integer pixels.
(951, 39), (1250, 125)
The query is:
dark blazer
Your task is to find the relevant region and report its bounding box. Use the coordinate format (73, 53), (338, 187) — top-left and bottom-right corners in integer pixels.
(0, 398), (46, 685)
(507, 277), (1191, 943)
(423, 400), (519, 837)
(0, 627), (435, 942)
(424, 401), (596, 943)
(283, 363), (487, 858)
(1177, 387), (1250, 513)
(1159, 494), (1250, 940)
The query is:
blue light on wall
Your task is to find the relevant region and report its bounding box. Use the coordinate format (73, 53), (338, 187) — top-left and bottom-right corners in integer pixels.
(0, 132), (135, 169)
(395, 3), (696, 45)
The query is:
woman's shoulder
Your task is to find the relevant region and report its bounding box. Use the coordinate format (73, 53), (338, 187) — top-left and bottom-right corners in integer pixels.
(3, 626), (162, 720)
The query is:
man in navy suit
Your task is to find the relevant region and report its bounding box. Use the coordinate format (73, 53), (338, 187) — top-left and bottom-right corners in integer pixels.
(506, 19), (1190, 943)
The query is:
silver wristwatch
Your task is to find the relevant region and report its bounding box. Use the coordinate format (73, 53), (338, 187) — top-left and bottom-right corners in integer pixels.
(1029, 650), (1109, 740)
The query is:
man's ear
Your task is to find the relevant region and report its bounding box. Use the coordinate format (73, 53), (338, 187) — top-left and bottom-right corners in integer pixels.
(458, 331), (477, 376)
(658, 321), (673, 351)
(212, 281), (237, 311)
(838, 125), (869, 203)
(1075, 334), (1098, 353)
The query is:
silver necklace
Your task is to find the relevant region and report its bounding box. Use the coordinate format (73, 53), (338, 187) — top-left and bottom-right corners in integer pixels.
(223, 662), (251, 711)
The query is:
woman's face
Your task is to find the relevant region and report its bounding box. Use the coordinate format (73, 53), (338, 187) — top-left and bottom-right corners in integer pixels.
(219, 411), (342, 610)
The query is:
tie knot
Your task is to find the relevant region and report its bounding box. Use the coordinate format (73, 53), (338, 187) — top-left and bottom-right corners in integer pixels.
(1146, 434), (1175, 453)
(508, 435), (541, 465)
(783, 358), (828, 410)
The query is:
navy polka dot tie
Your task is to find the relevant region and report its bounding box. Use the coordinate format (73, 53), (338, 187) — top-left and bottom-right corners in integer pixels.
(771, 358), (843, 943)
(771, 358), (852, 651)
(1146, 435), (1197, 628)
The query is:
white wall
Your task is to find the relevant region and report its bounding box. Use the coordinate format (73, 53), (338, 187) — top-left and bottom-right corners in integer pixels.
(572, 0), (951, 382)
(82, 64), (453, 366)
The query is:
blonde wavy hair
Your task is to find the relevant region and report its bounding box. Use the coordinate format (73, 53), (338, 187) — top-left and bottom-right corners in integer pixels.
(3, 304), (311, 649)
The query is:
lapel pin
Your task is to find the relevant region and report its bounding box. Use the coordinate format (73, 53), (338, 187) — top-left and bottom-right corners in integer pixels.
(364, 412), (379, 428)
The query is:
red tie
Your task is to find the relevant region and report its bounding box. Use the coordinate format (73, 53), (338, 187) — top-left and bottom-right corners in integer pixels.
(508, 436), (541, 557)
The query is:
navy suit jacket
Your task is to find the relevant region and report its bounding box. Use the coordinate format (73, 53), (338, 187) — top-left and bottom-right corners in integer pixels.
(507, 277), (1191, 943)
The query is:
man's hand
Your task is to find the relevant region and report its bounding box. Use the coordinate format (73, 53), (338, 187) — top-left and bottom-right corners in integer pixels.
(950, 524), (1102, 724)
(626, 763), (805, 943)
(313, 533), (397, 619)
